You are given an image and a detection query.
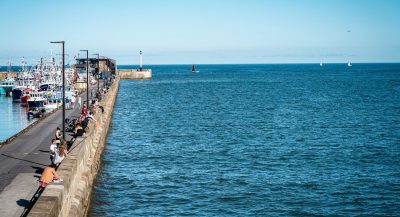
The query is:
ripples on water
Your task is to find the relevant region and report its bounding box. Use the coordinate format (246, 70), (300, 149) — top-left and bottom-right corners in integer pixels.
(89, 64), (400, 216)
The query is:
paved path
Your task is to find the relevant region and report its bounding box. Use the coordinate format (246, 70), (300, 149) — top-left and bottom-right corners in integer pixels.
(0, 87), (97, 217)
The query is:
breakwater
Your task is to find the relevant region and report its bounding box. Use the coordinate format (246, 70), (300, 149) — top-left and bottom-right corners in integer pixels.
(119, 69), (152, 79)
(27, 77), (120, 217)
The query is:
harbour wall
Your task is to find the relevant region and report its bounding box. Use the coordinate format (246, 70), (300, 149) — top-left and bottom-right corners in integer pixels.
(118, 69), (152, 79)
(28, 77), (120, 217)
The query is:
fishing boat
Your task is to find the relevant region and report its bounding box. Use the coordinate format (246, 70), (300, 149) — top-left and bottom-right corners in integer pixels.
(27, 91), (47, 106)
(21, 89), (33, 106)
(191, 64), (199, 73)
(0, 78), (15, 95)
(12, 87), (24, 102)
(27, 91), (47, 118)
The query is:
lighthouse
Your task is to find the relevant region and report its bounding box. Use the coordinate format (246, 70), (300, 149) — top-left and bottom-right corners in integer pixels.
(139, 50), (143, 71)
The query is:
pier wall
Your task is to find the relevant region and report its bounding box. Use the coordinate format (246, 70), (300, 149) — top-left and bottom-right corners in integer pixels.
(119, 69), (152, 79)
(28, 77), (120, 217)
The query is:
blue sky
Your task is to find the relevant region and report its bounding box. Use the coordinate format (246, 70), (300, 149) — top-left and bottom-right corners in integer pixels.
(0, 0), (399, 64)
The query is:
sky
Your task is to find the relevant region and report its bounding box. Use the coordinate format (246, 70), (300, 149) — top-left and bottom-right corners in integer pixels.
(0, 0), (399, 65)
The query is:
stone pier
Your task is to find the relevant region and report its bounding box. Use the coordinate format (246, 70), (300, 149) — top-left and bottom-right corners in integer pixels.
(28, 77), (120, 217)
(118, 69), (152, 79)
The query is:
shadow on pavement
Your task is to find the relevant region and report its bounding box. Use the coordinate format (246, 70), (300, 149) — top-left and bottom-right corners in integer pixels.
(1, 154), (47, 167)
(30, 166), (44, 174)
(16, 199), (30, 208)
(19, 186), (44, 217)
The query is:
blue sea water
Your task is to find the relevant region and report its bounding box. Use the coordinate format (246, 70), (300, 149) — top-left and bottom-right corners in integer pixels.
(88, 64), (400, 216)
(0, 96), (33, 142)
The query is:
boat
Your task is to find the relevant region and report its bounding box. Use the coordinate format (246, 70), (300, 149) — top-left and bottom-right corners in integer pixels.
(348, 62), (352, 67)
(21, 89), (33, 106)
(320, 62), (323, 67)
(39, 83), (56, 91)
(0, 78), (15, 95)
(191, 64), (199, 73)
(26, 91), (47, 118)
(12, 87), (24, 102)
(27, 91), (47, 105)
(44, 91), (63, 110)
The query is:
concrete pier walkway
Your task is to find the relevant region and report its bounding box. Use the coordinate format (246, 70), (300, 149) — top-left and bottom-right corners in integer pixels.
(0, 88), (96, 217)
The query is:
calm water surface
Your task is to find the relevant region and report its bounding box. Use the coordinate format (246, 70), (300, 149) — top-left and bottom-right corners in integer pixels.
(89, 64), (400, 216)
(0, 96), (33, 142)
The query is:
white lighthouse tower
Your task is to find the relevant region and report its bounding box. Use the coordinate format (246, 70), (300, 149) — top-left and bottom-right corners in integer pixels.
(139, 50), (143, 71)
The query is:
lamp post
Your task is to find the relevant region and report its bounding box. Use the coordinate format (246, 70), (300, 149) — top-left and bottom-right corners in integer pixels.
(50, 41), (66, 139)
(93, 53), (100, 94)
(80, 50), (89, 110)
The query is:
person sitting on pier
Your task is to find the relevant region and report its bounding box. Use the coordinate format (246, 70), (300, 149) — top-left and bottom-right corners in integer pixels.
(81, 112), (97, 130)
(74, 123), (84, 135)
(39, 165), (62, 188)
(98, 105), (104, 113)
(90, 99), (97, 114)
(54, 140), (68, 166)
(87, 111), (97, 122)
(81, 116), (90, 131)
(70, 123), (84, 143)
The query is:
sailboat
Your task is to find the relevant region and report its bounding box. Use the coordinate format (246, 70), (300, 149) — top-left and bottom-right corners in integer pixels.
(320, 62), (323, 67)
(191, 64), (199, 73)
(347, 61), (352, 67)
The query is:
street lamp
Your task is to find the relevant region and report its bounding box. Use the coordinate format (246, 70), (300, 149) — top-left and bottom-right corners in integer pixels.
(92, 53), (100, 94)
(50, 41), (66, 139)
(80, 50), (89, 110)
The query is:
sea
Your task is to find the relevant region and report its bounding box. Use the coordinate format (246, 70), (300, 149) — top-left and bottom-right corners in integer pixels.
(88, 64), (400, 216)
(0, 95), (33, 142)
(3, 64), (400, 215)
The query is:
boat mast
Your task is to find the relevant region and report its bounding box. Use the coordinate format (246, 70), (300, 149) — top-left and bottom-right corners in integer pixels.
(7, 60), (12, 72)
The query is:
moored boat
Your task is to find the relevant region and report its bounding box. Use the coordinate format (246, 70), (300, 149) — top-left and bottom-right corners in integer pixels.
(27, 91), (47, 119)
(21, 89), (33, 106)
(12, 87), (24, 102)
(0, 78), (15, 95)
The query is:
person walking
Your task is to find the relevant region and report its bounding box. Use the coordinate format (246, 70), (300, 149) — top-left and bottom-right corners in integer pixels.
(77, 95), (82, 109)
(65, 97), (70, 110)
(81, 103), (87, 116)
(71, 95), (76, 109)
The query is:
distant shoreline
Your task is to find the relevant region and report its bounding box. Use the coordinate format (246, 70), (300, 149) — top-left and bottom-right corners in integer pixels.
(1, 62), (400, 70)
(0, 62), (400, 69)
